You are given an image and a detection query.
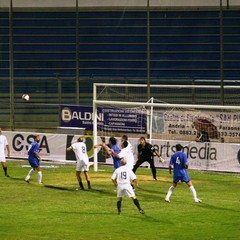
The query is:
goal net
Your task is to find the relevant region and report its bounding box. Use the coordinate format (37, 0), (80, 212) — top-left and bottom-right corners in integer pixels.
(92, 83), (240, 172)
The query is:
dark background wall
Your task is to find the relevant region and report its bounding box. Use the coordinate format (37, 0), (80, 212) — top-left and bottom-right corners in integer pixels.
(0, 1), (240, 130)
(1, 9), (240, 80)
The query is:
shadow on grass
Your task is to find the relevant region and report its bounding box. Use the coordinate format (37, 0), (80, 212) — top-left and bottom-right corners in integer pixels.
(193, 202), (238, 213)
(57, 210), (171, 223)
(44, 184), (75, 191)
(88, 188), (115, 195)
(58, 211), (114, 216)
(44, 185), (114, 196)
(119, 213), (169, 223)
(7, 176), (25, 181)
(137, 186), (165, 195)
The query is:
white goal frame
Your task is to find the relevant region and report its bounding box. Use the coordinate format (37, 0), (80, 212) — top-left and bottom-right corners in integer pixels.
(93, 83), (240, 171)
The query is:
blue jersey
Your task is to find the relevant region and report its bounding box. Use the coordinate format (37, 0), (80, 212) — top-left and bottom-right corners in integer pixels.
(108, 144), (121, 169)
(28, 141), (40, 167)
(170, 151), (190, 183)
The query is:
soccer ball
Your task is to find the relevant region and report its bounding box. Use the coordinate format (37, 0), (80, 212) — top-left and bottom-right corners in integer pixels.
(22, 94), (30, 101)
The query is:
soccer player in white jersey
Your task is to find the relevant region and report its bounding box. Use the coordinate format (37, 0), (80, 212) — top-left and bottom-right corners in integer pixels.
(111, 159), (144, 215)
(67, 136), (91, 190)
(0, 128), (10, 177)
(120, 135), (134, 169)
(112, 141), (134, 170)
(165, 144), (202, 203)
(121, 135), (133, 154)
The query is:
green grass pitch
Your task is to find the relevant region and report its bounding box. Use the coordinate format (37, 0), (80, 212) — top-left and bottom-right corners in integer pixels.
(0, 161), (239, 240)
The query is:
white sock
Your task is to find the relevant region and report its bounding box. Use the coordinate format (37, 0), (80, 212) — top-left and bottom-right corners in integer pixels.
(166, 186), (175, 200)
(38, 171), (42, 184)
(25, 168), (34, 180)
(189, 186), (197, 200)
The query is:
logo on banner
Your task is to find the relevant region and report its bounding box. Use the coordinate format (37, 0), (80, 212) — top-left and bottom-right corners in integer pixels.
(12, 134), (50, 153)
(60, 105), (146, 134)
(61, 107), (72, 123)
(61, 107), (103, 123)
(155, 141), (217, 160)
(65, 135), (107, 162)
(60, 106), (104, 129)
(66, 135), (94, 161)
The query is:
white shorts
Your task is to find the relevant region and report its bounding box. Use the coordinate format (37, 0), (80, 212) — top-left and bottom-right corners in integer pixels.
(76, 160), (89, 172)
(0, 155), (6, 162)
(117, 184), (135, 198)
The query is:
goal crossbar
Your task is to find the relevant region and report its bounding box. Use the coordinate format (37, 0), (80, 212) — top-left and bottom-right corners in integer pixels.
(93, 100), (240, 111)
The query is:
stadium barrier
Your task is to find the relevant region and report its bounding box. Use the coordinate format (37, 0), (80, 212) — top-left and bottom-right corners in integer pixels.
(4, 131), (240, 173)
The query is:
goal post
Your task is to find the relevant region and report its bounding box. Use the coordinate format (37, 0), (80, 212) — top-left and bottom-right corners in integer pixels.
(93, 83), (240, 171)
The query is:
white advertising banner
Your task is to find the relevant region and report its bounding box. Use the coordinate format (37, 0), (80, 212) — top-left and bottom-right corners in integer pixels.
(104, 138), (240, 173)
(3, 131), (102, 162)
(154, 140), (240, 173)
(152, 109), (240, 143)
(3, 131), (240, 173)
(4, 131), (68, 162)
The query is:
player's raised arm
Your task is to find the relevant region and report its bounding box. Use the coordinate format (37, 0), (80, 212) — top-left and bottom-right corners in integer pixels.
(94, 143), (102, 148)
(111, 149), (120, 158)
(102, 143), (112, 155)
(66, 146), (73, 151)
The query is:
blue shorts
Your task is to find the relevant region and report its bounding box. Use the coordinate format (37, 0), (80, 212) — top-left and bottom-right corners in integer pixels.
(173, 174), (190, 183)
(29, 159), (40, 168)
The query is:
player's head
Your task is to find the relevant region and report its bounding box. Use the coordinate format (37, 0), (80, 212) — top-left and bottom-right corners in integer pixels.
(121, 141), (128, 149)
(139, 136), (146, 145)
(120, 158), (127, 166)
(176, 144), (183, 151)
(78, 136), (84, 142)
(109, 137), (117, 146)
(34, 135), (40, 143)
(121, 135), (128, 142)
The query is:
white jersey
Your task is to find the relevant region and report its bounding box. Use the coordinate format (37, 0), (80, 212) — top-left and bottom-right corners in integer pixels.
(127, 141), (133, 153)
(71, 142), (89, 164)
(0, 134), (8, 160)
(112, 165), (136, 185)
(118, 147), (134, 170)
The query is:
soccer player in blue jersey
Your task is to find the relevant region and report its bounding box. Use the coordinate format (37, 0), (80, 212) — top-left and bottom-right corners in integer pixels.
(95, 137), (121, 170)
(165, 144), (202, 203)
(107, 137), (121, 169)
(25, 135), (43, 184)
